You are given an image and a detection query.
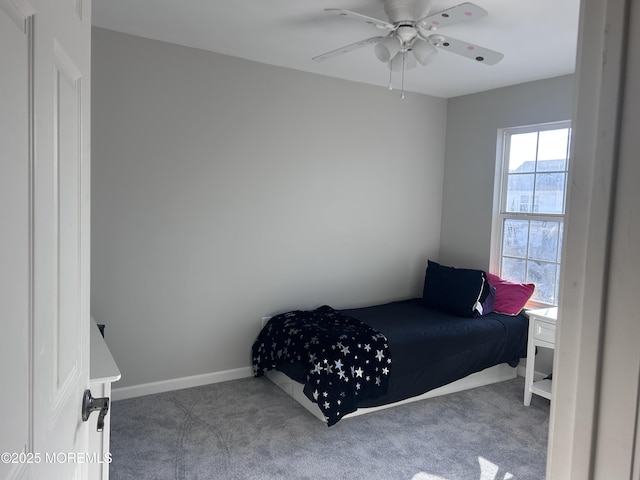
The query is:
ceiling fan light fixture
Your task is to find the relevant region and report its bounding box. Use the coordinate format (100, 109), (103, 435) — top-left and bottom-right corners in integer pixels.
(412, 38), (438, 65)
(389, 51), (417, 71)
(374, 35), (402, 63)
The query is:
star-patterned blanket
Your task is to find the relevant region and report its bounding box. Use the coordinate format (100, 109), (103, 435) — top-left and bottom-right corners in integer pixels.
(252, 305), (392, 426)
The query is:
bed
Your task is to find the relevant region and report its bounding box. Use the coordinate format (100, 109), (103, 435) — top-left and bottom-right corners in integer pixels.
(252, 261), (532, 426)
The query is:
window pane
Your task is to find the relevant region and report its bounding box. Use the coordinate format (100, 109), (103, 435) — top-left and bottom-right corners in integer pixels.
(506, 174), (534, 212)
(508, 132), (537, 173)
(533, 173), (565, 214)
(537, 157), (567, 172)
(503, 219), (529, 258)
(557, 222), (564, 263)
(537, 128), (569, 166)
(527, 261), (557, 304)
(502, 257), (526, 283)
(528, 221), (560, 262)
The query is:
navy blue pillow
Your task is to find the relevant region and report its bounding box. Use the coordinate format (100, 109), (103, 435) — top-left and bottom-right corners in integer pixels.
(422, 260), (492, 317)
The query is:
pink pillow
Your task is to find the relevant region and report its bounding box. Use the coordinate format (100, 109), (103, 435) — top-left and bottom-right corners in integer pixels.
(486, 273), (535, 315)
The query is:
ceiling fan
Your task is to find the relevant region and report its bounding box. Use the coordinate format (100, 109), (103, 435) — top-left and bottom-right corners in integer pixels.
(313, 0), (503, 96)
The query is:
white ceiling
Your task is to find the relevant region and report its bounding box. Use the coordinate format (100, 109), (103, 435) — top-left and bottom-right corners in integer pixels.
(91, 0), (581, 99)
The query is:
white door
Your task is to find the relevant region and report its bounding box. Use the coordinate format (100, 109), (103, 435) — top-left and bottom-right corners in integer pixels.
(0, 0), (92, 478)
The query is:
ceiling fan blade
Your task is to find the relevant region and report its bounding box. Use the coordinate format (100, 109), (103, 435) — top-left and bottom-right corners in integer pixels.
(324, 9), (395, 30)
(428, 34), (504, 65)
(417, 2), (487, 31)
(312, 36), (384, 62)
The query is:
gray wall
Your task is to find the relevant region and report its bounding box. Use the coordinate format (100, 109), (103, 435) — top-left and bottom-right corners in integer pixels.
(439, 74), (575, 270)
(91, 28), (447, 388)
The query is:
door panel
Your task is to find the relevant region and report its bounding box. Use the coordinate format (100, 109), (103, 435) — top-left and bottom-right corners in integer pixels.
(53, 43), (83, 409)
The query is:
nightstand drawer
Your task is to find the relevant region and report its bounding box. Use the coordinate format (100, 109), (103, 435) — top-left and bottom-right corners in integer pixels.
(534, 319), (556, 343)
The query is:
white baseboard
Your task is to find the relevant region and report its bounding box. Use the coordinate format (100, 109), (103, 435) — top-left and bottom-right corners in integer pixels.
(111, 366), (254, 401)
(112, 363), (544, 402)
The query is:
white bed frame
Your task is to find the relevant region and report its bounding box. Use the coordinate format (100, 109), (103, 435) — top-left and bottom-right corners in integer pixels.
(260, 315), (517, 422)
(266, 363), (516, 422)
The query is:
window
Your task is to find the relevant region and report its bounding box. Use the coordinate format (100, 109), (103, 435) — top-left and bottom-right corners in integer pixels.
(491, 121), (571, 306)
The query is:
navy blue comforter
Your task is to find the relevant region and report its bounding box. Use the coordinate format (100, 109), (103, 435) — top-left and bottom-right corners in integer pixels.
(341, 298), (528, 407)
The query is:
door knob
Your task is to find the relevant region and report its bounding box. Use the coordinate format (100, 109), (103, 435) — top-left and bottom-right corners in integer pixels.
(82, 389), (110, 432)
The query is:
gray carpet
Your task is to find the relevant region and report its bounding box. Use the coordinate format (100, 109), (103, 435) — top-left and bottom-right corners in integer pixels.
(109, 376), (549, 480)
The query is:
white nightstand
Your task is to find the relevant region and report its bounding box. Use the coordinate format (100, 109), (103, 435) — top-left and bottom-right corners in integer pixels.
(524, 307), (557, 406)
(89, 319), (121, 480)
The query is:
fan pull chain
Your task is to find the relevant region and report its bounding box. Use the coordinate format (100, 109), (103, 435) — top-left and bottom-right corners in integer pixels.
(388, 64), (393, 91)
(400, 50), (406, 100)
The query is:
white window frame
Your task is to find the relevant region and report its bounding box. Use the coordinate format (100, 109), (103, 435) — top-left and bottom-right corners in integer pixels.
(490, 120), (571, 308)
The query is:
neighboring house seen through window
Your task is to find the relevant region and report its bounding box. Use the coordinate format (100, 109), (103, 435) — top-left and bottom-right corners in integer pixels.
(491, 121), (571, 306)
